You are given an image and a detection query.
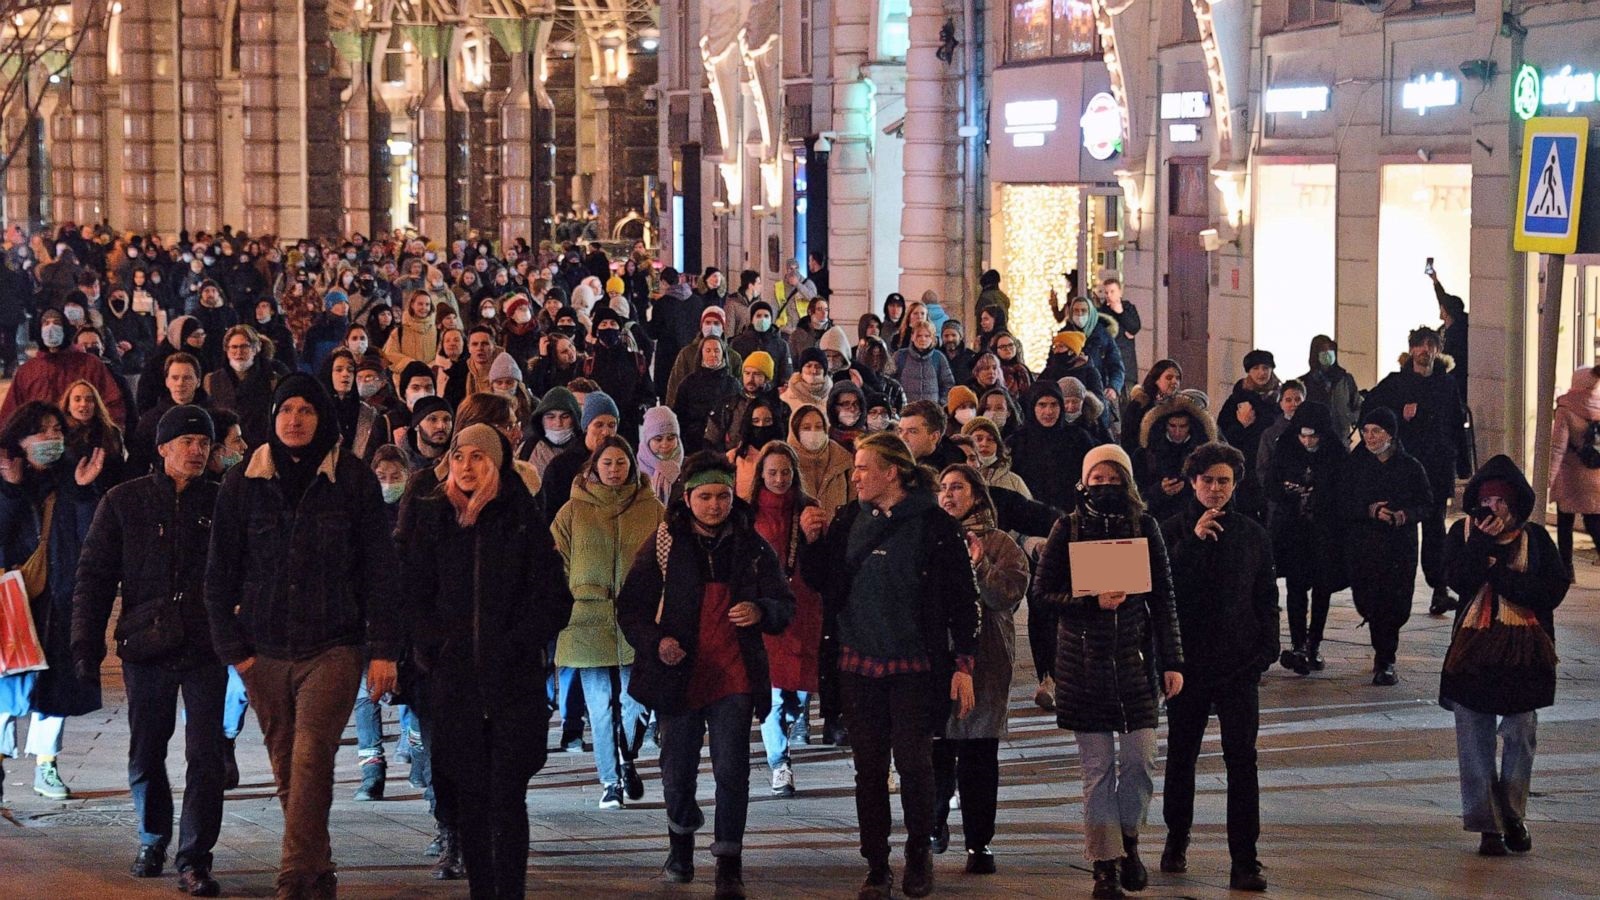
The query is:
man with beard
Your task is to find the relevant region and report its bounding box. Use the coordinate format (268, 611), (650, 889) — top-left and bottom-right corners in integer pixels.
(398, 396), (454, 474)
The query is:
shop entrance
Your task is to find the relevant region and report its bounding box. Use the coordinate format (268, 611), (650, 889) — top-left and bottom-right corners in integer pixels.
(1524, 256), (1600, 470)
(1166, 159), (1210, 387)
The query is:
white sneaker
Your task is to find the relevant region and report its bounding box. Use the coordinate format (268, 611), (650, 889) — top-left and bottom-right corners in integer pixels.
(770, 763), (795, 797)
(598, 782), (624, 810)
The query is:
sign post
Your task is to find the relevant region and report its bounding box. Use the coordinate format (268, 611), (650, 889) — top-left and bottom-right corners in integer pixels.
(1515, 117), (1590, 519)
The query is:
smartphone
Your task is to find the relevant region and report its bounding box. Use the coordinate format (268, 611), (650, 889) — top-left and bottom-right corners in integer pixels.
(1424, 257), (1435, 277)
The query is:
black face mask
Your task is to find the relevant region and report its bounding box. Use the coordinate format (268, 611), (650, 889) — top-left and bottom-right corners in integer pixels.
(745, 424), (782, 449)
(597, 329), (621, 347)
(1085, 484), (1128, 515)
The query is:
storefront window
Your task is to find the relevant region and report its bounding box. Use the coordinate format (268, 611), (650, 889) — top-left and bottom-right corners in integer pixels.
(1253, 163), (1337, 369)
(999, 184), (1082, 364)
(1009, 0), (1099, 62)
(1377, 164), (1471, 373)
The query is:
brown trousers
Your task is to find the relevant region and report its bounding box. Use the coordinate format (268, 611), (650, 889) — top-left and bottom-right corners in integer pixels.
(245, 645), (364, 899)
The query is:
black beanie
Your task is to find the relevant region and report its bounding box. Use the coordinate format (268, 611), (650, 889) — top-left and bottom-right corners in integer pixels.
(1242, 349), (1275, 371)
(156, 404), (215, 446)
(1361, 406), (1399, 437)
(410, 395), (453, 429)
(751, 300), (774, 317)
(269, 372), (340, 461)
(397, 360), (433, 391)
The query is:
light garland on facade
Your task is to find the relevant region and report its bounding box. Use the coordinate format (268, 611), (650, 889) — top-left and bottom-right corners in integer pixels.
(1001, 184), (1081, 367)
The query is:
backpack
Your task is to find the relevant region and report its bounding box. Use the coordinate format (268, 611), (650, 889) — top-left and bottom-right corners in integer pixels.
(1577, 420), (1600, 469)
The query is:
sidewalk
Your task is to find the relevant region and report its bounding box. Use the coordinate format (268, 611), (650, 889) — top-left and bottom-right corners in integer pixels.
(2, 565), (1598, 898)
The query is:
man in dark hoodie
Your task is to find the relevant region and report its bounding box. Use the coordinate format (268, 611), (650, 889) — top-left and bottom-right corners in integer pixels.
(1158, 441), (1277, 893)
(204, 373), (403, 899)
(1217, 349), (1282, 522)
(650, 267), (698, 403)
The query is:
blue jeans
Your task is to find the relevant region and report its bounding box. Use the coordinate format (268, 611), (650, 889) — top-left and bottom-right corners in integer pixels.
(1076, 728), (1157, 862)
(124, 661), (228, 872)
(547, 664), (585, 742)
(1453, 705), (1537, 833)
(759, 688), (808, 770)
(222, 666), (249, 740)
(660, 692), (754, 858)
(578, 666), (644, 786)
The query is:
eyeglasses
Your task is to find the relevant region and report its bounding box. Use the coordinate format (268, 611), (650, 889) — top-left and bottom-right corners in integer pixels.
(995, 342), (1015, 351)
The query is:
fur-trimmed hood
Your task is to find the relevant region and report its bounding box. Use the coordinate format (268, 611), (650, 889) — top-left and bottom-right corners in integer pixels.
(1138, 392), (1218, 449)
(1395, 350), (1457, 373)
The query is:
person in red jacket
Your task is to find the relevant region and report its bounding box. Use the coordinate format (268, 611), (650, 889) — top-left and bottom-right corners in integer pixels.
(0, 308), (127, 427)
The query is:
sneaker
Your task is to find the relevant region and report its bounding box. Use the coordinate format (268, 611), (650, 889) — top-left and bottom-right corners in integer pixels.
(770, 763), (795, 797)
(353, 758), (386, 801)
(33, 761), (69, 800)
(622, 761), (645, 801)
(598, 782), (625, 810)
(564, 737), (589, 754)
(1372, 664), (1398, 687)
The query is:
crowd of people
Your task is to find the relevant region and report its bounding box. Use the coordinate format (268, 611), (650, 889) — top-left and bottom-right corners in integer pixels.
(0, 221), (1570, 900)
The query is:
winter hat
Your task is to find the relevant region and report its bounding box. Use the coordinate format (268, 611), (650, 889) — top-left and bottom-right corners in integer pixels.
(1243, 349), (1275, 371)
(488, 351), (523, 383)
(701, 306), (727, 328)
(355, 355), (387, 377)
(269, 372), (340, 459)
(410, 395), (453, 429)
(1057, 376), (1087, 400)
(1081, 443), (1135, 485)
(946, 385), (978, 415)
(819, 325), (853, 361)
(533, 386), (582, 424)
(1361, 405), (1398, 437)
(743, 350), (776, 381)
(504, 296), (532, 319)
(1052, 331), (1087, 355)
(642, 405), (681, 443)
(156, 404), (215, 446)
(798, 346), (828, 372)
(606, 275), (626, 295)
(589, 305), (622, 330)
(445, 423), (505, 472)
(167, 315), (200, 350)
(397, 360), (434, 392)
(582, 391), (620, 430)
(435, 301), (456, 321)
(751, 300), (774, 318)
(324, 289), (349, 311)
(1177, 388), (1211, 410)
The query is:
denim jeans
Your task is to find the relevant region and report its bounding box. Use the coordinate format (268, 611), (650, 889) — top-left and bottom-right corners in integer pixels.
(352, 674), (412, 760)
(577, 665), (645, 786)
(1453, 705), (1537, 833)
(123, 661), (228, 872)
(222, 666), (249, 740)
(1163, 679), (1261, 865)
(547, 664), (586, 744)
(659, 692), (755, 858)
(1075, 728), (1157, 862)
(0, 711), (65, 758)
(759, 688), (809, 770)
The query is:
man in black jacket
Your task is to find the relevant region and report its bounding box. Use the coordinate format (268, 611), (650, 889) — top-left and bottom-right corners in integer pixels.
(1158, 441), (1277, 893)
(72, 406), (227, 897)
(204, 373), (403, 899)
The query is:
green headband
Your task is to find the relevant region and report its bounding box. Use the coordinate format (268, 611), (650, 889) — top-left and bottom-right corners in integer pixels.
(684, 469), (735, 491)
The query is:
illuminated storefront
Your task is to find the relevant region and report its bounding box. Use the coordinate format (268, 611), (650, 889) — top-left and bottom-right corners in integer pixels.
(1376, 163), (1472, 370)
(1253, 162), (1336, 368)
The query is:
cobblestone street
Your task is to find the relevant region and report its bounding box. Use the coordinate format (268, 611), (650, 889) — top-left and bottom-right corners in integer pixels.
(3, 567), (1598, 899)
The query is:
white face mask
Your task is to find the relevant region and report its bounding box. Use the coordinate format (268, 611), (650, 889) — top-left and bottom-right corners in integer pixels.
(978, 453), (997, 467)
(753, 315), (772, 333)
(867, 414), (891, 432)
(513, 309), (532, 324)
(349, 339), (369, 355)
(545, 426), (574, 445)
(987, 409), (1008, 428)
(954, 408), (976, 425)
(803, 370), (826, 387)
(1370, 440), (1392, 457)
(1062, 407), (1083, 424)
(407, 389), (434, 409)
(836, 408), (860, 427)
(799, 430), (828, 452)
(702, 322), (723, 338)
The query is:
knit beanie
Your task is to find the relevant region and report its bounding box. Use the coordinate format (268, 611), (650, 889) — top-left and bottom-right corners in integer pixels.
(798, 346), (828, 372)
(1361, 406), (1398, 437)
(751, 300), (774, 318)
(324, 289), (349, 311)
(606, 275), (625, 295)
(1052, 331), (1087, 355)
(156, 404), (215, 446)
(946, 385), (978, 415)
(1081, 443), (1135, 485)
(1243, 349), (1275, 371)
(397, 360), (434, 391)
(743, 351), (775, 381)
(642, 405), (681, 443)
(701, 306), (726, 327)
(488, 351), (523, 383)
(582, 391), (620, 430)
(410, 395), (453, 429)
(1057, 376), (1087, 400)
(450, 423), (505, 471)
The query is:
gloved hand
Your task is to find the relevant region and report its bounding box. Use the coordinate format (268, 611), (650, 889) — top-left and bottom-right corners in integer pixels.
(74, 658), (101, 687)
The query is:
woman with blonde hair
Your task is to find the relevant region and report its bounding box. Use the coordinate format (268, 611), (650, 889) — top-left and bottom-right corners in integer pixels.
(383, 289), (440, 371)
(59, 379), (126, 489)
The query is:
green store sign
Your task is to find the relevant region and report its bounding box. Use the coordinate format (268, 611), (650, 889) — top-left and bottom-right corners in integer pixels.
(1514, 64), (1600, 121)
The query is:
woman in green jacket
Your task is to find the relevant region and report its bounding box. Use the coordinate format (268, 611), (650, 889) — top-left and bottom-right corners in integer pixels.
(552, 434), (666, 809)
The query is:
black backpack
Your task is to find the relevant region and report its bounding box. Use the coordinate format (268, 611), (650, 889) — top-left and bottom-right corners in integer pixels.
(1577, 420), (1600, 469)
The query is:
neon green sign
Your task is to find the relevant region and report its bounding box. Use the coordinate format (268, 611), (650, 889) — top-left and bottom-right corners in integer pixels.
(1514, 64), (1541, 121)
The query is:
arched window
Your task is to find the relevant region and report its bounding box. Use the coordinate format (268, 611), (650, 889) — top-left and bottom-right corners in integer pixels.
(106, 1), (124, 78)
(223, 0), (242, 78)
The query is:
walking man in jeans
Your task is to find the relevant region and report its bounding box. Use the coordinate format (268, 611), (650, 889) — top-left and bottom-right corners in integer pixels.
(1157, 442), (1278, 892)
(73, 405), (228, 897)
(205, 373), (403, 899)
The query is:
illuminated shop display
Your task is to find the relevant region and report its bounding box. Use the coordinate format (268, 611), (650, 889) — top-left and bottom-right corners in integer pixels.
(1000, 183), (1082, 366)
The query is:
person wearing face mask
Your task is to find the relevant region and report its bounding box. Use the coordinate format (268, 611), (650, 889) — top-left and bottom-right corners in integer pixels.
(0, 400), (107, 808)
(788, 403), (855, 519)
(946, 386), (981, 437)
(826, 381), (867, 451)
(977, 387), (1021, 439)
(960, 416), (1030, 500)
(1297, 334), (1361, 442)
(666, 307), (743, 406)
(705, 351), (778, 455)
(1362, 326), (1467, 615)
(0, 308), (129, 429)
(638, 405), (685, 507)
(1134, 396), (1217, 524)
(1341, 407), (1433, 686)
(583, 306), (653, 447)
(892, 321), (956, 406)
(727, 395), (785, 499)
(673, 337), (743, 457)
(319, 350), (383, 465)
(1057, 377), (1114, 446)
(1059, 296), (1126, 410)
(247, 298), (299, 374)
(72, 325), (139, 438)
(206, 409), (249, 483)
(782, 348), (834, 420)
(1266, 401), (1346, 675)
(130, 354), (210, 477)
(102, 287), (157, 382)
(203, 325), (279, 451)
(1031, 444), (1183, 900)
(498, 296), (540, 366)
(525, 386), (583, 476)
(730, 300), (794, 386)
(1041, 331), (1107, 414)
(1252, 380), (1304, 494)
(723, 270), (760, 338)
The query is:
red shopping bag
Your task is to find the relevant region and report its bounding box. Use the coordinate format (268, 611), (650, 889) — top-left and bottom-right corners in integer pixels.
(0, 569), (48, 676)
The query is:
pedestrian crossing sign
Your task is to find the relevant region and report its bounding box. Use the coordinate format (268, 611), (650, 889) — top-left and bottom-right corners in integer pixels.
(1515, 117), (1590, 253)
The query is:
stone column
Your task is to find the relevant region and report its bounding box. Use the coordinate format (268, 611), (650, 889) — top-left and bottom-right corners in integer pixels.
(303, 0), (341, 237)
(824, 0), (872, 320)
(340, 51), (374, 236)
(498, 51), (535, 247)
(67, 0), (108, 225)
(180, 0), (223, 233)
(591, 83), (628, 234)
(897, 0), (962, 304)
(414, 55), (449, 239)
(468, 85), (501, 237)
(50, 88), (74, 228)
(238, 0), (280, 236)
(119, 0), (158, 232)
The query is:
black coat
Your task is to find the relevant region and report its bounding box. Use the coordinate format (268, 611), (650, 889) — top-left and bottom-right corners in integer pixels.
(1161, 501), (1279, 687)
(617, 504), (793, 718)
(1339, 443), (1433, 604)
(401, 466), (573, 722)
(1007, 380), (1098, 512)
(1031, 507), (1183, 733)
(1267, 434), (1348, 594)
(205, 445), (404, 665)
(72, 471), (220, 672)
(204, 362), (278, 450)
(673, 368), (740, 455)
(1363, 366), (1465, 503)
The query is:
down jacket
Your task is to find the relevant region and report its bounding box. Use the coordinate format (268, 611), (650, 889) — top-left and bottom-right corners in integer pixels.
(1030, 506), (1183, 733)
(891, 345), (956, 406)
(551, 476), (666, 668)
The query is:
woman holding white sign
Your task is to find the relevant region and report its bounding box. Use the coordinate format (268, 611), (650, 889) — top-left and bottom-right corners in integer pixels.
(1030, 443), (1183, 900)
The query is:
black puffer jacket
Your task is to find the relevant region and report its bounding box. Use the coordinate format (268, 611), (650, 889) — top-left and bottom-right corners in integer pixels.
(1030, 505), (1183, 733)
(1338, 440), (1433, 601)
(72, 470), (220, 672)
(1007, 380), (1097, 512)
(1160, 499), (1279, 687)
(617, 501), (794, 718)
(204, 444), (403, 665)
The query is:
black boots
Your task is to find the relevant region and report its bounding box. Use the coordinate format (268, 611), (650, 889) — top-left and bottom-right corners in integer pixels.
(222, 738), (239, 791)
(130, 844), (164, 878)
(713, 856), (745, 899)
(1120, 833), (1148, 891)
(1429, 587), (1457, 616)
(1479, 832), (1510, 856)
(930, 820), (949, 854)
(902, 842), (934, 898)
(1160, 831), (1189, 873)
(431, 828), (464, 880)
(1505, 819), (1533, 853)
(353, 757), (385, 800)
(857, 863), (893, 900)
(1091, 859), (1125, 898)
(1230, 861), (1268, 891)
(665, 831), (695, 883)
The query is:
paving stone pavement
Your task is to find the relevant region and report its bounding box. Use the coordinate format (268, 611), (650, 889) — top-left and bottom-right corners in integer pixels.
(2, 563), (1598, 899)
